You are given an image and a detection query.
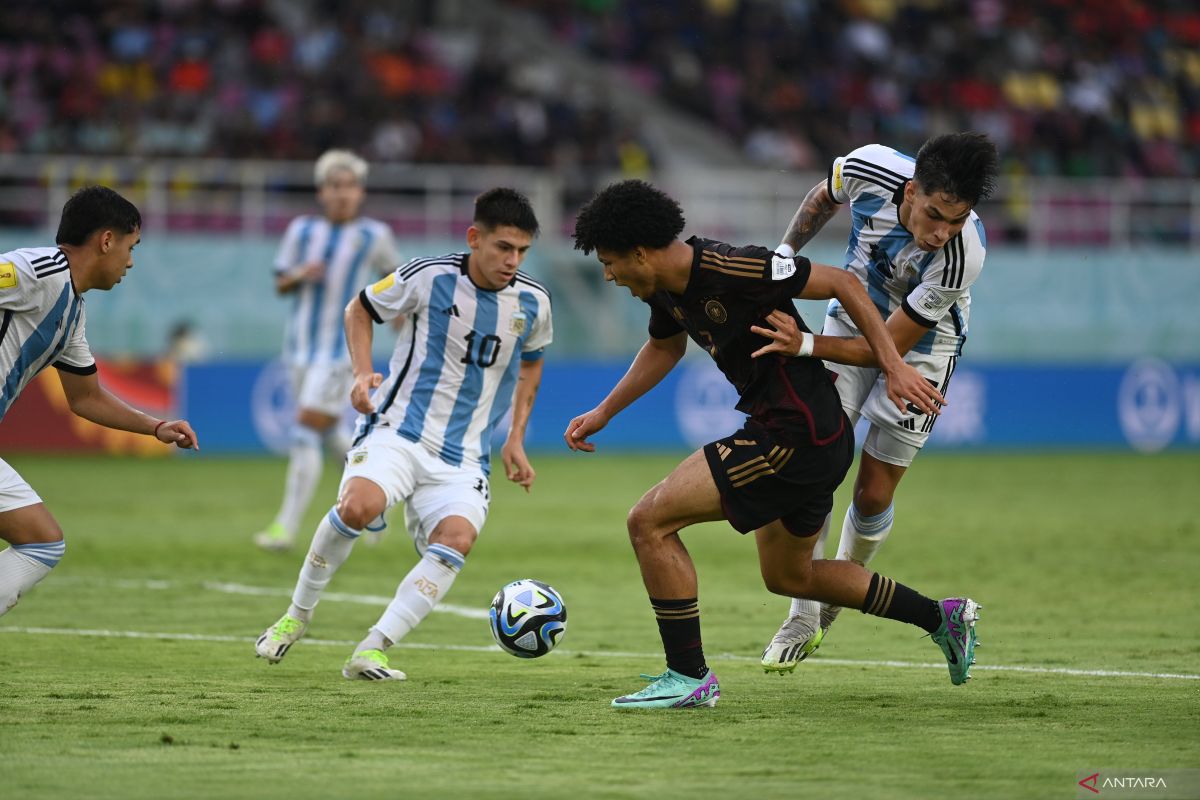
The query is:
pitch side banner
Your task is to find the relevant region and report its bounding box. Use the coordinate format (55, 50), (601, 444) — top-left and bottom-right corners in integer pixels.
(180, 358), (1200, 454)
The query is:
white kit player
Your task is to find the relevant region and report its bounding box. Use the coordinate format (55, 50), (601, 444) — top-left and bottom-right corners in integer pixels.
(755, 133), (999, 670)
(254, 150), (399, 551)
(255, 188), (552, 681)
(0, 186), (198, 617)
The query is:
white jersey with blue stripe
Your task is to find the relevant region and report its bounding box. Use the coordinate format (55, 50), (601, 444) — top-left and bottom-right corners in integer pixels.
(275, 215), (398, 367)
(0, 247), (95, 422)
(826, 144), (987, 356)
(355, 253), (553, 474)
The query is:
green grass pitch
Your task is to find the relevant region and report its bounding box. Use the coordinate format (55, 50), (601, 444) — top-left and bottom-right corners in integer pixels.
(1, 451), (1197, 799)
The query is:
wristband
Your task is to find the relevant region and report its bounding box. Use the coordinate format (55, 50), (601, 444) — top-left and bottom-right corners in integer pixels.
(775, 242), (795, 259)
(153, 420), (167, 439)
(795, 332), (815, 358)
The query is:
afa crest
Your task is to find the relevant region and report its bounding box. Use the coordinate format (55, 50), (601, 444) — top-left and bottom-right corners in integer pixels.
(509, 310), (527, 336)
(349, 450), (368, 465)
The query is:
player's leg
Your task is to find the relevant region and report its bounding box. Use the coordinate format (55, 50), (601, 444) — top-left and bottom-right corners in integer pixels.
(612, 448), (725, 709)
(755, 523), (980, 685)
(255, 364), (344, 551)
(0, 499), (65, 618)
(343, 443), (489, 681)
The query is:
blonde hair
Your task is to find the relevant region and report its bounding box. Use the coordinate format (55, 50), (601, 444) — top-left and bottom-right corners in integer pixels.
(314, 149), (368, 186)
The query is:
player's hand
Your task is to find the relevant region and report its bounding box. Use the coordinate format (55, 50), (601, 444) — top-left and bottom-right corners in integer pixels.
(351, 372), (383, 414)
(501, 439), (535, 492)
(156, 419), (199, 450)
(564, 407), (609, 453)
(883, 362), (946, 417)
(750, 310), (805, 358)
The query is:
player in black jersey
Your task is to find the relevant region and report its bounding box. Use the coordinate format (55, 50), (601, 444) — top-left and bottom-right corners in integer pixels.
(567, 179), (980, 708)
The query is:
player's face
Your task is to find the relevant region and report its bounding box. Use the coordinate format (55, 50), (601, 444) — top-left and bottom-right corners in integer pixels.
(466, 224), (534, 290)
(318, 169), (365, 223)
(904, 181), (972, 252)
(96, 228), (140, 290)
(596, 247), (653, 299)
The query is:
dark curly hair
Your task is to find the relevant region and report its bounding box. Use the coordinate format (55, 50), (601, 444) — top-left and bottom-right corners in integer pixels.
(913, 132), (999, 207)
(572, 179), (685, 255)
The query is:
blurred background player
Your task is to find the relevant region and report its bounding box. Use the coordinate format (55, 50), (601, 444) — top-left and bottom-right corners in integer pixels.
(254, 150), (400, 551)
(0, 186), (198, 617)
(759, 132), (999, 671)
(255, 188), (552, 681)
(566, 179), (976, 708)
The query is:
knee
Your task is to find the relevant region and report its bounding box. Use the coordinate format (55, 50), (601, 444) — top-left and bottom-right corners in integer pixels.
(762, 565), (810, 598)
(334, 497), (380, 532)
(429, 527), (476, 558)
(625, 497), (661, 551)
(852, 482), (894, 516)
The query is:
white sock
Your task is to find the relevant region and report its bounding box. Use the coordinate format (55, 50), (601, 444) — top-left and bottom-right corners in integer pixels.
(0, 540), (66, 617)
(788, 513), (831, 620)
(275, 427), (323, 538)
(363, 543), (465, 650)
(290, 509), (360, 616)
(835, 502), (895, 566)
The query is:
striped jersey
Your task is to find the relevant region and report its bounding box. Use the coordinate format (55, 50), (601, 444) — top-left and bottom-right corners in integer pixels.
(354, 253), (553, 473)
(275, 215), (398, 366)
(0, 247), (95, 422)
(826, 144), (987, 356)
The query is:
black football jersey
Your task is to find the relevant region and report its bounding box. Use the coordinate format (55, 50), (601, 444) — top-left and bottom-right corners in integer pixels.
(645, 236), (847, 446)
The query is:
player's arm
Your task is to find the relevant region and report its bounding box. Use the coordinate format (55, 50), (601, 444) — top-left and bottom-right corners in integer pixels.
(754, 305), (928, 367)
(345, 294), (381, 414)
(785, 263), (943, 415)
(501, 356), (543, 492)
(56, 368), (199, 449)
(564, 332), (687, 453)
(778, 180), (840, 254)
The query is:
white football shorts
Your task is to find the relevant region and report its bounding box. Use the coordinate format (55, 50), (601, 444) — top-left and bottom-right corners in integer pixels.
(822, 315), (960, 467)
(340, 428), (490, 552)
(290, 362), (355, 418)
(0, 457), (43, 513)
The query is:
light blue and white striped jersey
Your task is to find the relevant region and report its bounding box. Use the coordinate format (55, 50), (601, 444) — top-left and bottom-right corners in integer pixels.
(0, 247), (95, 422)
(354, 253), (553, 473)
(275, 215), (398, 366)
(826, 144), (987, 356)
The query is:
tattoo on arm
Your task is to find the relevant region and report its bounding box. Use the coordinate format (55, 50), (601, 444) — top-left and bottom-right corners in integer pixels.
(782, 183), (839, 251)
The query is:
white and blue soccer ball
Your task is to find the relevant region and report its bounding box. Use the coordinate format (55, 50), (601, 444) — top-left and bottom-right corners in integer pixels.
(489, 578), (566, 658)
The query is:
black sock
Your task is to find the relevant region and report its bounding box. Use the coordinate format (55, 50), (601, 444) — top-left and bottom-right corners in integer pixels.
(649, 597), (708, 679)
(861, 573), (941, 633)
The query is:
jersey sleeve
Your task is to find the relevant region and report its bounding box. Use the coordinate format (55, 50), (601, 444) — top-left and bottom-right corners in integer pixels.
(697, 241), (813, 299)
(52, 305), (96, 374)
(357, 261), (427, 324)
(827, 144), (902, 205)
(273, 217), (307, 274)
(902, 233), (985, 327)
(0, 258), (38, 313)
(521, 294), (553, 360)
(647, 301), (684, 339)
(371, 224), (400, 276)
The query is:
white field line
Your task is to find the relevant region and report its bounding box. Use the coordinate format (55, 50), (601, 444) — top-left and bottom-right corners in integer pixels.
(52, 576), (489, 620)
(1, 625), (1197, 681)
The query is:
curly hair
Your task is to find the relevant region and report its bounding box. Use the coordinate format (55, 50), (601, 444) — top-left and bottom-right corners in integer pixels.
(572, 179), (685, 255)
(914, 132), (999, 207)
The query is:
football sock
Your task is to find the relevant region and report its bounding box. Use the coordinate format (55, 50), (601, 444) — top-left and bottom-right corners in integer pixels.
(275, 426), (323, 537)
(861, 572), (941, 633)
(650, 597), (708, 679)
(788, 512), (831, 620)
(366, 543), (465, 649)
(836, 502), (894, 566)
(0, 540), (65, 618)
(290, 509), (360, 615)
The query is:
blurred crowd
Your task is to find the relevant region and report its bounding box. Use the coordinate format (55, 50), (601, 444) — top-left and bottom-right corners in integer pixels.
(1, 0), (1197, 180)
(516, 0), (1200, 178)
(0, 0), (642, 170)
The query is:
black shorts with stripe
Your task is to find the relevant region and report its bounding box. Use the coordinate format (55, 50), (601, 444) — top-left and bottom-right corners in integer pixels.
(703, 418), (853, 537)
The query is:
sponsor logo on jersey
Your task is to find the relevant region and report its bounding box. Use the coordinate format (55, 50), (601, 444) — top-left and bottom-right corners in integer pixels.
(771, 255), (797, 281)
(917, 287), (954, 316)
(833, 162), (844, 193)
(704, 299), (727, 324)
(0, 262), (17, 289)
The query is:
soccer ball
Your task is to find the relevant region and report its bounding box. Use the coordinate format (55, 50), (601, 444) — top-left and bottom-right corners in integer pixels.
(488, 578), (566, 658)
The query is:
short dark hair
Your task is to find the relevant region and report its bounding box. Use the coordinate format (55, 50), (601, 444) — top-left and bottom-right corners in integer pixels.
(473, 187), (539, 237)
(55, 186), (142, 246)
(913, 132), (999, 207)
(572, 179), (685, 255)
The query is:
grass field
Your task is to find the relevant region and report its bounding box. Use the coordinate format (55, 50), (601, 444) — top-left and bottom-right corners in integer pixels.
(1, 451), (1197, 799)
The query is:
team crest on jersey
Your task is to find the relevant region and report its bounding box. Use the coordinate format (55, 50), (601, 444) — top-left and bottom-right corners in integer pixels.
(509, 310), (527, 336)
(0, 262), (16, 289)
(349, 449), (368, 465)
(704, 299), (728, 324)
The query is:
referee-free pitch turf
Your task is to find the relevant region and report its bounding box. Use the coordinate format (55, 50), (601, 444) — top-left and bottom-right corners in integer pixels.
(1, 451), (1197, 799)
